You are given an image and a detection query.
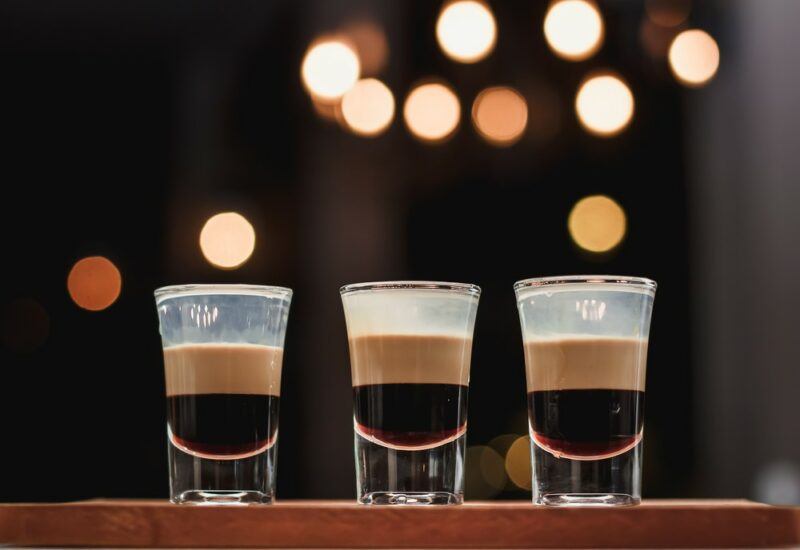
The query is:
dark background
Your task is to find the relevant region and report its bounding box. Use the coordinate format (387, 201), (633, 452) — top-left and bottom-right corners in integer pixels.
(1, 0), (797, 503)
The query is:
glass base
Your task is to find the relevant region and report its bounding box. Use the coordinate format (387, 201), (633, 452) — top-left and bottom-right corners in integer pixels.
(171, 490), (273, 506)
(360, 491), (462, 505)
(536, 493), (640, 507)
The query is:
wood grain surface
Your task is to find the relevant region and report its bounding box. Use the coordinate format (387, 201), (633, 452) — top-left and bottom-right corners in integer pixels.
(0, 499), (798, 548)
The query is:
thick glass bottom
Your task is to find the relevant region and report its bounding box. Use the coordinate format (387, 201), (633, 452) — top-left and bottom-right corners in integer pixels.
(354, 428), (465, 505)
(360, 491), (462, 505)
(536, 493), (640, 507)
(172, 490), (272, 505)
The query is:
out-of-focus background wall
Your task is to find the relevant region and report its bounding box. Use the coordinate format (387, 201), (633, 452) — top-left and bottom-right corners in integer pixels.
(0, 0), (797, 503)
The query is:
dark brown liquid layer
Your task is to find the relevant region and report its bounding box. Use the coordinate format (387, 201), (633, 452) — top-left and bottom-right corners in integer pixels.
(528, 389), (644, 459)
(353, 383), (467, 449)
(167, 393), (279, 457)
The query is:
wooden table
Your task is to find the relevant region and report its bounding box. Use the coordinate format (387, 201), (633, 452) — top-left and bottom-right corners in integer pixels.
(1, 500), (798, 548)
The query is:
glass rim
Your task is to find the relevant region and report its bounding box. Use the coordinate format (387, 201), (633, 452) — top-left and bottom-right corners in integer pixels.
(514, 275), (657, 292)
(340, 280), (481, 296)
(154, 284), (293, 302)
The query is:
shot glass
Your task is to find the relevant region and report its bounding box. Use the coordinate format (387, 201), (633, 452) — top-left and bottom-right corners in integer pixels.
(154, 284), (292, 505)
(515, 276), (656, 506)
(341, 281), (480, 505)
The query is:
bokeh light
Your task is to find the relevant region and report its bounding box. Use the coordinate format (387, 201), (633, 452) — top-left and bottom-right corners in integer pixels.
(575, 73), (635, 137)
(436, 1), (497, 63)
(301, 39), (360, 102)
(543, 0), (604, 61)
(466, 445), (507, 499)
(67, 256), (122, 311)
(199, 212), (256, 269)
(403, 82), (461, 143)
(668, 29), (720, 87)
(646, 0), (691, 27)
(472, 86), (528, 146)
(1, 298), (49, 353)
(505, 436), (532, 489)
(341, 78), (395, 137)
(309, 95), (340, 122)
(341, 19), (389, 76)
(568, 195), (627, 253)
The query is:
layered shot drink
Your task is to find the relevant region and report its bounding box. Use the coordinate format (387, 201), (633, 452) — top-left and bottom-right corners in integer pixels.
(155, 285), (292, 505)
(341, 282), (480, 505)
(515, 276), (655, 506)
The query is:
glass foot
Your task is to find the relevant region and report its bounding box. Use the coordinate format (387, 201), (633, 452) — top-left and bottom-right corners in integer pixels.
(360, 491), (463, 505)
(536, 493), (640, 507)
(171, 490), (272, 505)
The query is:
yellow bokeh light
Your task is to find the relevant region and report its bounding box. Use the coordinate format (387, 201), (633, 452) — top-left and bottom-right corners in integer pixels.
(466, 445), (507, 499)
(341, 78), (395, 137)
(199, 212), (256, 269)
(301, 39), (360, 102)
(668, 29), (720, 87)
(403, 82), (461, 143)
(472, 86), (528, 146)
(543, 0), (604, 61)
(436, 1), (497, 63)
(575, 73), (634, 137)
(505, 436), (532, 490)
(67, 256), (122, 311)
(568, 195), (627, 253)
(646, 0), (691, 28)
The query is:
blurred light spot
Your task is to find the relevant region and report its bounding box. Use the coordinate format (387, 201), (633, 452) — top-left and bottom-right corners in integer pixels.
(341, 20), (389, 75)
(568, 195), (626, 253)
(436, 1), (497, 63)
(755, 461), (800, 505)
(640, 18), (681, 59)
(310, 95), (340, 122)
(489, 433), (519, 456)
(1, 298), (49, 353)
(466, 445), (507, 499)
(67, 256), (122, 311)
(200, 212), (256, 269)
(403, 82), (461, 143)
(341, 78), (395, 137)
(472, 86), (528, 146)
(575, 73), (634, 137)
(301, 39), (360, 102)
(505, 436), (532, 489)
(669, 29), (720, 87)
(543, 0), (604, 61)
(646, 0), (691, 27)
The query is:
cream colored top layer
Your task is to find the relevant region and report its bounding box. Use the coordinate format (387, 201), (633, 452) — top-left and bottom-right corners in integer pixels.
(524, 337), (647, 392)
(349, 334), (471, 386)
(163, 343), (283, 397)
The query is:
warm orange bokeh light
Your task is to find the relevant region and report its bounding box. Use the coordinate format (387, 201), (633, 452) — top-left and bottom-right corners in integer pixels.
(301, 39), (360, 102)
(67, 256), (122, 311)
(436, 1), (497, 63)
(341, 19), (389, 76)
(341, 78), (395, 137)
(199, 212), (256, 269)
(543, 0), (604, 61)
(669, 29), (720, 87)
(568, 195), (627, 253)
(403, 82), (461, 143)
(575, 73), (635, 137)
(505, 436), (532, 489)
(472, 86), (528, 146)
(646, 0), (691, 28)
